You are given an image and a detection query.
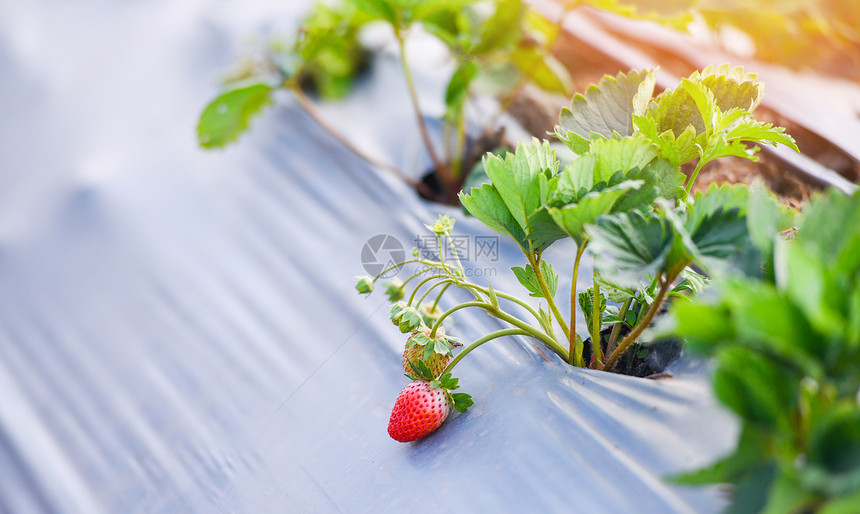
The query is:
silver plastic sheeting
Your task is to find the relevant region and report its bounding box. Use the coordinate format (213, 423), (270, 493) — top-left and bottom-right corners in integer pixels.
(0, 1), (738, 512)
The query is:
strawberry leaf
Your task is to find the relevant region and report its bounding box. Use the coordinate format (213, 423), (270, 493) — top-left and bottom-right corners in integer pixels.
(438, 372), (459, 390)
(578, 287), (606, 334)
(450, 392), (474, 413)
(548, 180), (644, 246)
(588, 135), (661, 184)
(407, 358), (436, 381)
(483, 138), (556, 233)
(470, 0), (524, 54)
(460, 184), (529, 253)
(689, 64), (762, 113)
(555, 69), (657, 153)
(511, 42), (572, 95)
(586, 210), (674, 287)
(198, 83), (273, 148)
(512, 260), (557, 298)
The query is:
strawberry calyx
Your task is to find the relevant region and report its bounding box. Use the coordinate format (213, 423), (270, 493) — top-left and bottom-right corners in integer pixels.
(404, 360), (474, 414)
(405, 328), (461, 361)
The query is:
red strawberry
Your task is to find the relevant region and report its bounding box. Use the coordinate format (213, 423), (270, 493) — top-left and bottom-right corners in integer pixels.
(388, 380), (450, 442)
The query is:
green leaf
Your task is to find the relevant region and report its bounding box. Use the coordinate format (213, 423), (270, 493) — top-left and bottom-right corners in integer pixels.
(746, 182), (795, 262)
(805, 406), (860, 496)
(407, 358), (436, 381)
(685, 183), (749, 237)
(690, 64), (762, 113)
(667, 298), (735, 354)
(647, 82), (707, 138)
(197, 83), (273, 148)
(586, 210), (674, 287)
(821, 488), (860, 514)
(594, 272), (636, 303)
(346, 0), (397, 24)
(450, 392), (474, 413)
(511, 42), (572, 95)
(719, 280), (823, 372)
(671, 427), (768, 485)
(555, 69), (657, 151)
(460, 184), (528, 252)
(438, 372), (459, 390)
(579, 288), (606, 334)
(712, 346), (797, 429)
(483, 138), (556, 233)
(524, 206), (568, 251)
(589, 135), (660, 184)
(723, 116), (799, 154)
(634, 114), (699, 166)
(470, 0), (523, 54)
(444, 60), (479, 121)
(512, 260), (557, 298)
(548, 180), (644, 245)
(796, 189), (860, 266)
(555, 155), (597, 199)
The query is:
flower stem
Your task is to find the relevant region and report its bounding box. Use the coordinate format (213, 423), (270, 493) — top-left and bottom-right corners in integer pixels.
(684, 156), (709, 196)
(606, 297), (632, 356)
(568, 244), (586, 366)
(528, 253), (570, 342)
(290, 85), (434, 198)
(408, 274), (450, 306)
(394, 28), (455, 197)
(591, 267), (603, 368)
(442, 328), (530, 375)
(431, 282), (452, 311)
(415, 279), (455, 311)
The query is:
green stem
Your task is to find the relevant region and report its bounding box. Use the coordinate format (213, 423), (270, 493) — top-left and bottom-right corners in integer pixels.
(415, 279), (455, 311)
(601, 275), (673, 371)
(452, 108), (467, 179)
(372, 258), (441, 282)
(606, 297), (632, 356)
(394, 28), (455, 195)
(490, 306), (568, 360)
(684, 156), (709, 196)
(408, 274), (450, 306)
(430, 301), (488, 338)
(442, 328), (530, 375)
(591, 267), (603, 368)
(528, 252), (570, 342)
(443, 231), (466, 275)
(568, 244), (586, 366)
(431, 282), (452, 311)
(289, 85), (436, 197)
(429, 300), (567, 360)
(468, 284), (543, 326)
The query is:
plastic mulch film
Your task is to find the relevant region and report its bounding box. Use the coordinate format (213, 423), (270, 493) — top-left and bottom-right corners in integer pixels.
(0, 1), (738, 512)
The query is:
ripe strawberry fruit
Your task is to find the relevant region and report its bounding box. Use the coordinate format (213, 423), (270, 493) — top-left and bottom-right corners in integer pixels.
(388, 380), (450, 442)
(387, 372), (473, 442)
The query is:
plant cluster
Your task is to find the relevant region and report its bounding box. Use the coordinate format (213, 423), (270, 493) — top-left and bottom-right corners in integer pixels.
(667, 187), (860, 513)
(197, 0), (576, 202)
(356, 64), (798, 443)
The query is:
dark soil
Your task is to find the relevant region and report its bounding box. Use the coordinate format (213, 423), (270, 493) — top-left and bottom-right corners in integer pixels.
(582, 326), (683, 378)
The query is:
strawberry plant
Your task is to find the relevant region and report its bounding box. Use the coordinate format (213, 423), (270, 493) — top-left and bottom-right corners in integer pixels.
(665, 188), (860, 513)
(197, 0), (575, 203)
(358, 65), (799, 441)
